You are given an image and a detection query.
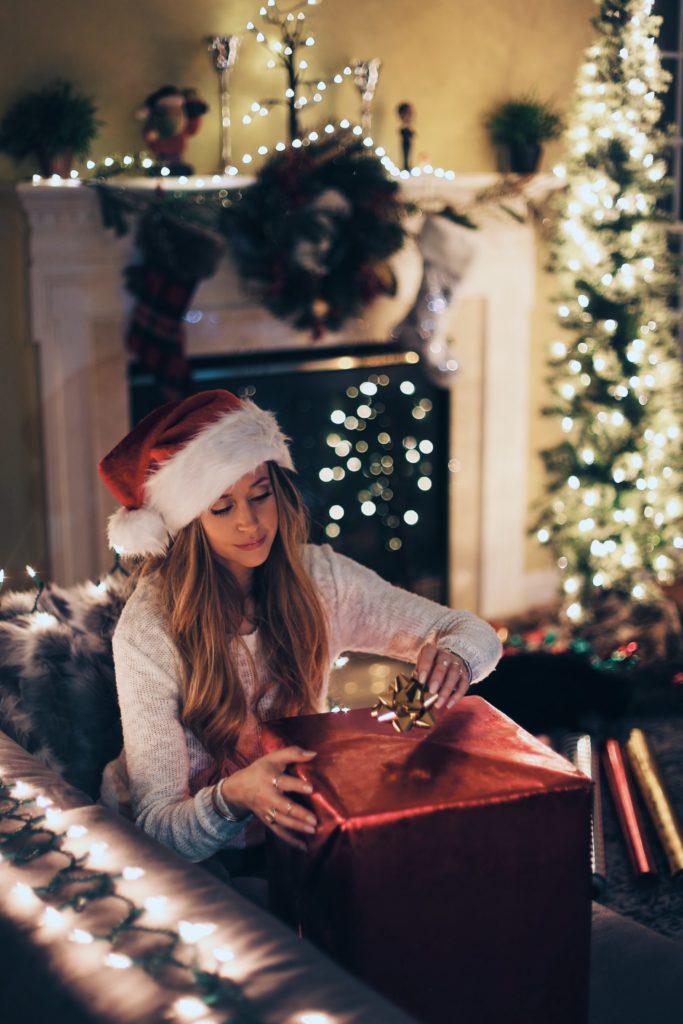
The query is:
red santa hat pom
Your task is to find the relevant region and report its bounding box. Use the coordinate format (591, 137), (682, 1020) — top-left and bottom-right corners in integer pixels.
(98, 389), (294, 557)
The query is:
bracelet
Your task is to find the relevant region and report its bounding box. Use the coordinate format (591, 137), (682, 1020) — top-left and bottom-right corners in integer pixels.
(210, 782), (248, 823)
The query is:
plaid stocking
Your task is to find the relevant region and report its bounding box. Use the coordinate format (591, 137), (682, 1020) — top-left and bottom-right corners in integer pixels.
(124, 205), (225, 399)
(125, 264), (196, 399)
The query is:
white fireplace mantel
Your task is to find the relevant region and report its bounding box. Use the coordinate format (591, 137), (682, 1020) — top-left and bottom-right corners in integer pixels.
(18, 174), (560, 618)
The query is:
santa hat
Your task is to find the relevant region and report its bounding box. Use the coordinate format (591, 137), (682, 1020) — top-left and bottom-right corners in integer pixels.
(98, 390), (294, 557)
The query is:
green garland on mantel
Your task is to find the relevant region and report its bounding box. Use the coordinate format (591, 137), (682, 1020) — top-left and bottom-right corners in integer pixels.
(97, 133), (408, 340)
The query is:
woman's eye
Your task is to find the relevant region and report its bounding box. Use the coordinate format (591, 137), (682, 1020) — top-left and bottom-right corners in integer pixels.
(210, 491), (271, 516)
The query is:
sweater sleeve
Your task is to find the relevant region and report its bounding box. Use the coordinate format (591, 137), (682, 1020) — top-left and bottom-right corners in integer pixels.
(313, 545), (502, 683)
(112, 606), (250, 862)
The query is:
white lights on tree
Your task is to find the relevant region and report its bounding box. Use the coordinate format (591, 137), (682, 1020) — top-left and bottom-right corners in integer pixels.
(536, 0), (683, 642)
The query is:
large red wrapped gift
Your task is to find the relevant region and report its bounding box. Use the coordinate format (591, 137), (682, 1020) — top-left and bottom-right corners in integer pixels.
(262, 696), (592, 1024)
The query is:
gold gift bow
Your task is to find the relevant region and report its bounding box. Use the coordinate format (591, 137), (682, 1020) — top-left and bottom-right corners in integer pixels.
(371, 672), (439, 733)
(625, 728), (683, 878)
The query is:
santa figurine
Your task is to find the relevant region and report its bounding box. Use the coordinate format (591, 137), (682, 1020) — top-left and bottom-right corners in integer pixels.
(135, 85), (208, 176)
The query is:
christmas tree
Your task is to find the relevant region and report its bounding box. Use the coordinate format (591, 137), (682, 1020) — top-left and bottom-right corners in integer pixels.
(536, 0), (683, 652)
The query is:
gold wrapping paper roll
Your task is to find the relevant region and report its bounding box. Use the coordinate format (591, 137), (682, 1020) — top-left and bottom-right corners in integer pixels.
(625, 728), (683, 879)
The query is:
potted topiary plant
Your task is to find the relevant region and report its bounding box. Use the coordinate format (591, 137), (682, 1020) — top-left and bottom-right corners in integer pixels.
(484, 95), (563, 174)
(0, 79), (101, 177)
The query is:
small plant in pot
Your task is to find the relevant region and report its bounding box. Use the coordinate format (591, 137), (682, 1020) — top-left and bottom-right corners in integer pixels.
(485, 95), (563, 174)
(0, 79), (101, 177)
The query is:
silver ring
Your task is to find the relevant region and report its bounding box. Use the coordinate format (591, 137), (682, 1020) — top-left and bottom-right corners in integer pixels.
(265, 806), (278, 825)
(272, 773), (282, 790)
(442, 659), (450, 667)
(285, 801), (293, 815)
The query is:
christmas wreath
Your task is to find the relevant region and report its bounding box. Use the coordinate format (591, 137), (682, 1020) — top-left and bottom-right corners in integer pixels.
(222, 135), (406, 338)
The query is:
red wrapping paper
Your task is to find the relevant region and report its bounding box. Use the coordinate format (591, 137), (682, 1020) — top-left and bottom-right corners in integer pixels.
(263, 697), (593, 1024)
(602, 738), (657, 879)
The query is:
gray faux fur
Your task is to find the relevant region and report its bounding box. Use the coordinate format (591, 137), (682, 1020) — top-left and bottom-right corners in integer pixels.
(0, 572), (132, 797)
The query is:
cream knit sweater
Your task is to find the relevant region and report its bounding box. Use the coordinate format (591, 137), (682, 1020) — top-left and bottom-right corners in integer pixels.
(100, 543), (502, 862)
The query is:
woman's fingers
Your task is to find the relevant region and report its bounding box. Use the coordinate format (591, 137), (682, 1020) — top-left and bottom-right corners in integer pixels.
(268, 792), (316, 830)
(415, 643), (439, 686)
(269, 746), (317, 766)
(261, 749), (319, 832)
(413, 646), (470, 708)
(272, 803), (317, 833)
(262, 796), (317, 846)
(425, 650), (458, 696)
(268, 821), (308, 851)
(268, 749), (317, 813)
(275, 773), (314, 797)
(446, 671), (470, 709)
(434, 662), (464, 709)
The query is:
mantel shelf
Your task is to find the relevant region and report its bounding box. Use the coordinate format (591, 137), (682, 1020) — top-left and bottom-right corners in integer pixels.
(17, 171), (563, 206)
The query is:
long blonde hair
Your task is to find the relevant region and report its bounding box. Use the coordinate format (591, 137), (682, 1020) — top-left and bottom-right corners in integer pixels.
(134, 463), (329, 767)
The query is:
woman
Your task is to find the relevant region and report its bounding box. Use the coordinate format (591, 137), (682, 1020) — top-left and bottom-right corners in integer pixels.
(99, 389), (502, 874)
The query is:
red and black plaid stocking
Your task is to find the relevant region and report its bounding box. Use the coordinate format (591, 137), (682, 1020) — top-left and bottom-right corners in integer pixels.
(125, 264), (196, 399)
(124, 205), (225, 399)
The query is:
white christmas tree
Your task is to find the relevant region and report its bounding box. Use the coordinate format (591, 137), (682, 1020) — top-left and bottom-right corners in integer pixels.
(536, 0), (683, 650)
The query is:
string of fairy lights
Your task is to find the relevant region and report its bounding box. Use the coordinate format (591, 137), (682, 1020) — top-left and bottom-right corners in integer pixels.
(30, 115), (457, 187)
(533, 0), (683, 623)
(0, 776), (333, 1024)
(29, 0), (460, 185)
(0, 552), (347, 1019)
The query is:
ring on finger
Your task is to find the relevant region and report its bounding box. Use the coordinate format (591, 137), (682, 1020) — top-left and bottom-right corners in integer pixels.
(265, 806), (278, 825)
(272, 773), (283, 791)
(285, 801), (293, 814)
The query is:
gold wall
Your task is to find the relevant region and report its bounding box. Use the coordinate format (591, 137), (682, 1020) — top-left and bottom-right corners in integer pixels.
(0, 0), (595, 588)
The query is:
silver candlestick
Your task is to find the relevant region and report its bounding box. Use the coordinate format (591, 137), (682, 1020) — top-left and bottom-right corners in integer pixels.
(352, 59), (382, 135)
(206, 35), (240, 173)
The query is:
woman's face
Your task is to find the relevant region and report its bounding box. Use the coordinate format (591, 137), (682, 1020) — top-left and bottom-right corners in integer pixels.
(198, 462), (279, 586)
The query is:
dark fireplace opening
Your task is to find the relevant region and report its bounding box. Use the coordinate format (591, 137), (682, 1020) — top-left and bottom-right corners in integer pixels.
(130, 342), (450, 602)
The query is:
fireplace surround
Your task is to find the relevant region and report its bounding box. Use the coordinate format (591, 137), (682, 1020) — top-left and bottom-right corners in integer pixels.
(18, 173), (559, 617)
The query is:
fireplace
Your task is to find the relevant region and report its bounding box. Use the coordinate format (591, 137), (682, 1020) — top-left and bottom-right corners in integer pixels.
(131, 342), (450, 602)
(18, 174), (559, 617)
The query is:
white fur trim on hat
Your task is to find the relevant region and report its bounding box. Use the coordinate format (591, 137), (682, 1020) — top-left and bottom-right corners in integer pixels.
(144, 400), (294, 536)
(107, 506), (169, 558)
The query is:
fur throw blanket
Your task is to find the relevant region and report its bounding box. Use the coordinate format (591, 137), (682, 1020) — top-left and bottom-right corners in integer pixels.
(0, 572), (132, 798)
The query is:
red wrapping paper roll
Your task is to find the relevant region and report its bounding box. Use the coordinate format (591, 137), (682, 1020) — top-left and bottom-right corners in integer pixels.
(602, 738), (657, 879)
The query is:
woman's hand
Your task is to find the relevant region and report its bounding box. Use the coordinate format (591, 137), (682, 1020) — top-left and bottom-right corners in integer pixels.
(219, 747), (318, 851)
(414, 644), (471, 711)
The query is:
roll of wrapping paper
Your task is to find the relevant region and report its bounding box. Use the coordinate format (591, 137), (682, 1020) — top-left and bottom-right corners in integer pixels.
(625, 728), (683, 879)
(562, 734), (606, 892)
(602, 738), (657, 879)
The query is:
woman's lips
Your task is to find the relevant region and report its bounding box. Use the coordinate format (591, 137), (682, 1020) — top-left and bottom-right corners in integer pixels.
(235, 534), (267, 550)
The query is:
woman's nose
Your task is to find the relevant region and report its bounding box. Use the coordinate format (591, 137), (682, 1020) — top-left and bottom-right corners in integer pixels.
(235, 501), (259, 529)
